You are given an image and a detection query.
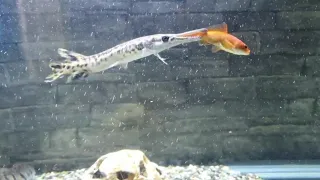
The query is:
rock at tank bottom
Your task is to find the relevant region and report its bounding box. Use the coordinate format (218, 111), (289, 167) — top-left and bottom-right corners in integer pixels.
(80, 149), (262, 180)
(81, 149), (163, 180)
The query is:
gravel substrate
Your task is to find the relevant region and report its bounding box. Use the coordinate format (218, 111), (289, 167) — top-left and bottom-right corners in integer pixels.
(36, 165), (263, 180)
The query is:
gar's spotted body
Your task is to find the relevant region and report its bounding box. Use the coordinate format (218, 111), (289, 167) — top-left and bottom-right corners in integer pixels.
(45, 29), (207, 83)
(0, 164), (36, 180)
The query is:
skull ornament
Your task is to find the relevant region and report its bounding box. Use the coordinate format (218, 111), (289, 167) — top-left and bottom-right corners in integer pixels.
(82, 149), (164, 180)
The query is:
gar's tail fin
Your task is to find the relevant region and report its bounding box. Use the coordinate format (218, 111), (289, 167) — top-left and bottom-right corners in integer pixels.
(44, 62), (66, 83)
(57, 48), (87, 61)
(44, 48), (89, 83)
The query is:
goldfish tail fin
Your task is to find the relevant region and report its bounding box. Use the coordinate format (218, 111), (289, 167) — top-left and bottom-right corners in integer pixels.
(44, 48), (89, 83)
(177, 28), (208, 38)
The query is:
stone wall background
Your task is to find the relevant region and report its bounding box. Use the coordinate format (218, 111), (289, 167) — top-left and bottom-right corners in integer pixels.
(1, 0), (320, 172)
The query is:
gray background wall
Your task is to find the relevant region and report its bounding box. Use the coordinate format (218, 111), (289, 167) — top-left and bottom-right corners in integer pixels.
(0, 0), (320, 172)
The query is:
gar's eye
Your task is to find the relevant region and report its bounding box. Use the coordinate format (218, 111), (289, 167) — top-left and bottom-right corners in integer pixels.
(162, 36), (170, 42)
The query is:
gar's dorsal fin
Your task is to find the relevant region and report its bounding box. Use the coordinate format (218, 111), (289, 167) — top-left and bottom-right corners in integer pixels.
(207, 22), (228, 33)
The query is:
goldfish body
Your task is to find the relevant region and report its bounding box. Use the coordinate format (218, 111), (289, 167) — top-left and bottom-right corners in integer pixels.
(180, 22), (250, 55)
(44, 29), (206, 83)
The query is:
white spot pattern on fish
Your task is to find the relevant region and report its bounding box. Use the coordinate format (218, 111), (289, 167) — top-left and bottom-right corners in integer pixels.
(44, 29), (206, 83)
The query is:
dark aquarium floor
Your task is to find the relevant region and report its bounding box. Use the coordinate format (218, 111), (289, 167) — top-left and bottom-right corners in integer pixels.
(228, 160), (320, 180)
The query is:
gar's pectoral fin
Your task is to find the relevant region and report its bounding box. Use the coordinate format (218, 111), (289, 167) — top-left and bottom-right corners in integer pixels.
(119, 63), (129, 70)
(154, 53), (168, 65)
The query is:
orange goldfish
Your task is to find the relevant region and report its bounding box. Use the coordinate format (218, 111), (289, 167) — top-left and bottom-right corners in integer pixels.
(179, 22), (251, 55)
